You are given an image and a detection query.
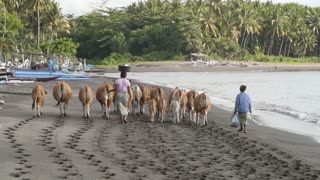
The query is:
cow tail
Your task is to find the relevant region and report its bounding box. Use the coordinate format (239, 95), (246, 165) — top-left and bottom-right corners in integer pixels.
(32, 85), (39, 110)
(157, 87), (162, 101)
(134, 85), (139, 101)
(140, 85), (144, 103)
(56, 83), (64, 106)
(85, 86), (89, 105)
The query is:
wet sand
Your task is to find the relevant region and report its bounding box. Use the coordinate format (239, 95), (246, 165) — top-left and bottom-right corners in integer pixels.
(1, 63), (320, 179)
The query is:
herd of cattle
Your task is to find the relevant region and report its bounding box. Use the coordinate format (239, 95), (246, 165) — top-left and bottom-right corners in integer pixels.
(31, 81), (211, 125)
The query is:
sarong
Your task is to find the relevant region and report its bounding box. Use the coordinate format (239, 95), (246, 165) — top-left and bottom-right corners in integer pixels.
(238, 112), (248, 125)
(117, 92), (129, 116)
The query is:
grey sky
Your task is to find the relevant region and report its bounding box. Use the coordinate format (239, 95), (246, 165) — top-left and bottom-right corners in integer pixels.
(56, 0), (320, 16)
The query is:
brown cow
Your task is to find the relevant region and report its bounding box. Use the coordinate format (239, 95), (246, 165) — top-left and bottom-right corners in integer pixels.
(169, 87), (187, 121)
(150, 86), (166, 101)
(79, 85), (94, 119)
(157, 94), (167, 123)
(186, 90), (199, 122)
(169, 100), (180, 123)
(194, 92), (211, 126)
(140, 84), (150, 114)
(149, 99), (157, 122)
(53, 81), (72, 117)
(127, 86), (134, 113)
(168, 87), (179, 105)
(32, 84), (47, 117)
(131, 84), (142, 115)
(150, 86), (166, 122)
(178, 89), (188, 120)
(96, 83), (116, 119)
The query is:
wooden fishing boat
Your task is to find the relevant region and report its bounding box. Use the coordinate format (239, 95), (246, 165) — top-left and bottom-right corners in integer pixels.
(35, 76), (61, 82)
(13, 68), (89, 79)
(9, 75), (60, 82)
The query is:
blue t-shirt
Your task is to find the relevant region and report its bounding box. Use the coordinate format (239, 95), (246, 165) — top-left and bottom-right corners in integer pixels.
(234, 92), (252, 113)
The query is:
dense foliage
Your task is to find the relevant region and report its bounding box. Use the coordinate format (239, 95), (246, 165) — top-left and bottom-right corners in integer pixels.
(1, 0), (320, 64)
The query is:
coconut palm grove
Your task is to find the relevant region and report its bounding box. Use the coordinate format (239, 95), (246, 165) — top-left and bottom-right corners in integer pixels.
(1, 0), (320, 65)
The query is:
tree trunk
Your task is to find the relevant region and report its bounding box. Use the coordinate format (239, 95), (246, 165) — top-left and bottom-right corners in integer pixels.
(244, 33), (250, 49)
(283, 38), (288, 57)
(240, 30), (246, 48)
(267, 36), (274, 56)
(37, 7), (40, 46)
(0, 11), (6, 56)
(278, 36), (284, 56)
(287, 41), (292, 57)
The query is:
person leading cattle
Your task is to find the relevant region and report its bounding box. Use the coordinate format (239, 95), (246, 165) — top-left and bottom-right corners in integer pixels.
(233, 85), (252, 133)
(114, 71), (131, 123)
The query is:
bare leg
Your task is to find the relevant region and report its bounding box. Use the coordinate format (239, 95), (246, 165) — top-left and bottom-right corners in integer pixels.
(238, 125), (243, 132)
(123, 115), (128, 123)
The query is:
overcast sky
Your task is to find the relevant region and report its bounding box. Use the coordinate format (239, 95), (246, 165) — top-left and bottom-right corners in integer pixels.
(55, 0), (320, 16)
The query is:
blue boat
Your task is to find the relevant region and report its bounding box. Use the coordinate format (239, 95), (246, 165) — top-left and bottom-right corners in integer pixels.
(13, 68), (90, 80)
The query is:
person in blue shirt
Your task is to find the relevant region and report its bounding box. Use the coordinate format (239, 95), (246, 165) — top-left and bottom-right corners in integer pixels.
(234, 85), (252, 133)
(48, 58), (54, 75)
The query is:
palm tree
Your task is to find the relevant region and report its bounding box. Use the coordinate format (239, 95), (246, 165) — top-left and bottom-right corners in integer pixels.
(267, 7), (289, 55)
(45, 2), (70, 41)
(306, 8), (320, 56)
(23, 0), (49, 46)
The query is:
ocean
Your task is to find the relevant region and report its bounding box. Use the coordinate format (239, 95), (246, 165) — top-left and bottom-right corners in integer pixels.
(105, 71), (320, 142)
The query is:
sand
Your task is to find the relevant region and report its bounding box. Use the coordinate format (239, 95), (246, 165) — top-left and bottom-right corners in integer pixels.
(1, 63), (320, 180)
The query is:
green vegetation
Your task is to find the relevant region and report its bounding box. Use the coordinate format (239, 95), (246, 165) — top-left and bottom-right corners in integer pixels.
(1, 0), (320, 64)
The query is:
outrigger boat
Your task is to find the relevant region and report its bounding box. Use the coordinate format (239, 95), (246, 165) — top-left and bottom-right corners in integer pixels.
(12, 68), (90, 81)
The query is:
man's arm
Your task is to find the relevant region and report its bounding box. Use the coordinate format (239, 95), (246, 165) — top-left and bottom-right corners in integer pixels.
(234, 95), (239, 114)
(249, 96), (252, 113)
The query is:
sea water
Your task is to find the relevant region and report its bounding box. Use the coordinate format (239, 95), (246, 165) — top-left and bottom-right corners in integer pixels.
(105, 71), (320, 142)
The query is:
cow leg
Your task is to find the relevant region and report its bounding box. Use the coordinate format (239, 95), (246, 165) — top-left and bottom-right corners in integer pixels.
(106, 106), (110, 119)
(59, 104), (63, 117)
(63, 103), (67, 117)
(87, 105), (90, 119)
(37, 104), (41, 117)
(81, 106), (85, 118)
(132, 101), (136, 115)
(201, 113), (205, 126)
(33, 101), (37, 117)
(177, 111), (180, 123)
(141, 104), (145, 114)
(101, 104), (105, 117)
(192, 111), (196, 123)
(205, 112), (208, 126)
(161, 111), (165, 123)
(183, 108), (186, 120)
(196, 113), (200, 125)
(40, 104), (44, 116)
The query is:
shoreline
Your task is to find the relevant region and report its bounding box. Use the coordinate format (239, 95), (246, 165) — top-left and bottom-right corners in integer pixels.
(128, 75), (320, 168)
(91, 61), (320, 73)
(0, 74), (320, 179)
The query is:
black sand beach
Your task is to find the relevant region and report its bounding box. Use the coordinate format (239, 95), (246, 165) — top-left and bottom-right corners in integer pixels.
(0, 63), (320, 179)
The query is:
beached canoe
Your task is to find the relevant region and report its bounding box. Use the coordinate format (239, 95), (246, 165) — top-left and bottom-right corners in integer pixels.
(9, 76), (61, 82)
(13, 68), (89, 78)
(35, 76), (61, 82)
